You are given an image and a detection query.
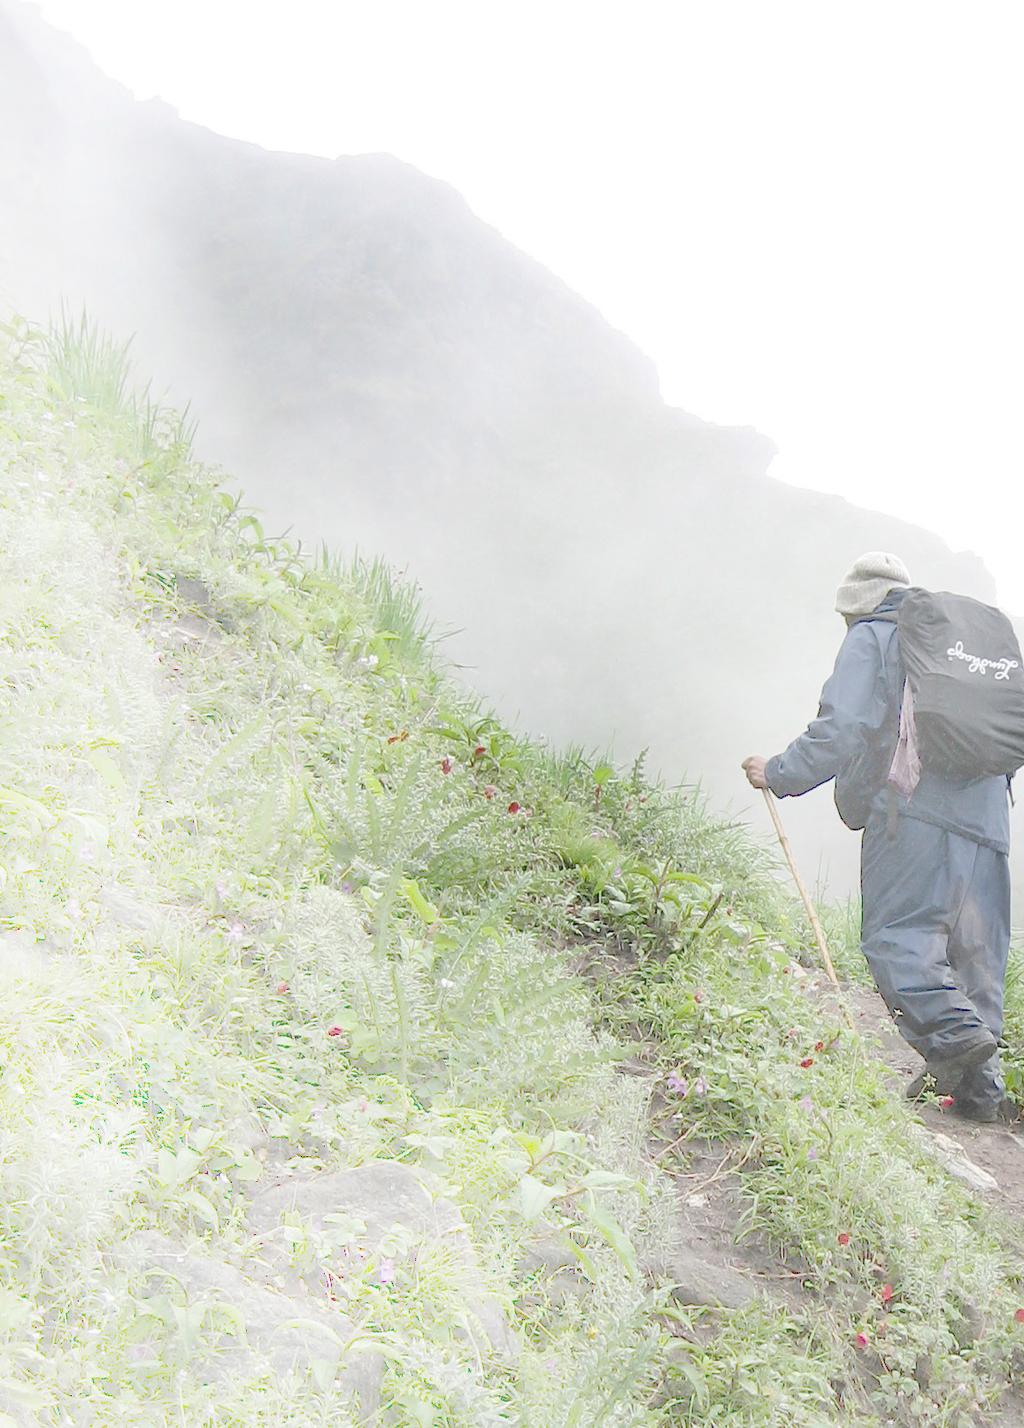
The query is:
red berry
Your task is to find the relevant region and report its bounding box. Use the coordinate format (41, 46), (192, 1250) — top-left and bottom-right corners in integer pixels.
(507, 802), (521, 814)
(837, 1233), (850, 1246)
(1015, 1308), (1024, 1323)
(939, 1095), (955, 1108)
(814, 1040), (825, 1052)
(473, 744), (486, 757)
(440, 756), (454, 774)
(800, 1057), (814, 1069)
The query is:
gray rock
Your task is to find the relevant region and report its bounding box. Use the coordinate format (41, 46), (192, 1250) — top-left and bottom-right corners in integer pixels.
(248, 1161), (517, 1359)
(516, 1234), (577, 1275)
(250, 1161), (443, 1233)
(0, 1391), (38, 1428)
(953, 1297), (986, 1350)
(174, 577), (213, 609)
(0, 930), (52, 971)
(171, 613), (223, 644)
(518, 1269), (587, 1312)
(655, 1246), (757, 1310)
(123, 1232), (383, 1416)
(98, 886), (163, 934)
(930, 1132), (999, 1194)
(516, 1234), (588, 1310)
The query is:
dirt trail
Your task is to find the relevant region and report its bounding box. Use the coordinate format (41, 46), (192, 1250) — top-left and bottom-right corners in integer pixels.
(848, 985), (1024, 1224)
(646, 979), (1024, 1423)
(847, 986), (1024, 1426)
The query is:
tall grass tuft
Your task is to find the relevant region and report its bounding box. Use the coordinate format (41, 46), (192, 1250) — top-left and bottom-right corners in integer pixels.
(41, 306), (197, 458)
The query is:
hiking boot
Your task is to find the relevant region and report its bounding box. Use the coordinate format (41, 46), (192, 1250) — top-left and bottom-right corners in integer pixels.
(951, 1096), (1021, 1126)
(906, 1036), (999, 1101)
(926, 1035), (999, 1096)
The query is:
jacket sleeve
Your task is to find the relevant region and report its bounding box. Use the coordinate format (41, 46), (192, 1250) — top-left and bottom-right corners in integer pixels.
(765, 624), (888, 799)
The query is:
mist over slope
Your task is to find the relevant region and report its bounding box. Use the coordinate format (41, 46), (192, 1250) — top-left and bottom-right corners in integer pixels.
(1, 0), (1011, 895)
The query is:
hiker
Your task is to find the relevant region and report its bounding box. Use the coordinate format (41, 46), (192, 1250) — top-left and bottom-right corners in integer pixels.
(742, 551), (1018, 1124)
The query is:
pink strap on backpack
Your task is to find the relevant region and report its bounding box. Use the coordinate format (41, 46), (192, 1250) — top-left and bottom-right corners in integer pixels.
(888, 681), (921, 798)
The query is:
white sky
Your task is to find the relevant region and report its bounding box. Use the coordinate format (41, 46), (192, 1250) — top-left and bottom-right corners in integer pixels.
(34, 0), (1024, 611)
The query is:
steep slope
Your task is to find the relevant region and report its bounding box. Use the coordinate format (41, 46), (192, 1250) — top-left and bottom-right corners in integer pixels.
(3, 313), (1024, 1424)
(0, 0), (1010, 903)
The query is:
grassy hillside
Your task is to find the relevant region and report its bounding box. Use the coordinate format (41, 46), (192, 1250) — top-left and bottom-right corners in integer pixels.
(1, 312), (1023, 1426)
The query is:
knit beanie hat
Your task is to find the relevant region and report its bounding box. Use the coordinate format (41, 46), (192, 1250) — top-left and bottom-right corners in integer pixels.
(834, 551), (911, 617)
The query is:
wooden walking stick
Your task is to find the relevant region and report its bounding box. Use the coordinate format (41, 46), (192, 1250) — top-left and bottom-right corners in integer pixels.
(761, 788), (855, 1032)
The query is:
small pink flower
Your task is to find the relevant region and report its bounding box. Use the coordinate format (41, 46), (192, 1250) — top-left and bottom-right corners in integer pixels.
(855, 1331), (870, 1350)
(693, 1076), (708, 1096)
(275, 981), (289, 994)
(327, 1025), (346, 1038)
(473, 744), (486, 758)
(1014, 1308), (1024, 1324)
(483, 785), (498, 800)
(666, 1071), (688, 1096)
(881, 1284), (894, 1305)
(939, 1095), (955, 1109)
(693, 990), (704, 1004)
(378, 1258), (397, 1285)
(798, 1095), (814, 1114)
(837, 1232), (850, 1246)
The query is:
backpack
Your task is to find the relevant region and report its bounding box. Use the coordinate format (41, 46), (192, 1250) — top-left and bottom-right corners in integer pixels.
(894, 588), (1024, 781)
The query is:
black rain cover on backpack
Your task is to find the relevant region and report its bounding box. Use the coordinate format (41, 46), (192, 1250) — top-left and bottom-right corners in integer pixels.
(897, 588), (1024, 779)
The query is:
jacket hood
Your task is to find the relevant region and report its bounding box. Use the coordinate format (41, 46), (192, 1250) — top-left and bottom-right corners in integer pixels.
(845, 586), (908, 626)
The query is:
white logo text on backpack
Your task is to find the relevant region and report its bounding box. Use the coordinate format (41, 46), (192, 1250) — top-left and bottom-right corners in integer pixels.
(947, 641), (1020, 680)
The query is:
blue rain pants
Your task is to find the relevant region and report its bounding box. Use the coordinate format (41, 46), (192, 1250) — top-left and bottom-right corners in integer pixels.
(860, 809), (1010, 1107)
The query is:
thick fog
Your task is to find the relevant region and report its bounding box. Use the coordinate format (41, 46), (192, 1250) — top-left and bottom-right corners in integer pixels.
(3, 0), (1020, 909)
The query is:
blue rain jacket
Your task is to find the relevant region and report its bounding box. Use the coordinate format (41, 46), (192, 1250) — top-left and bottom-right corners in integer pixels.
(764, 591), (1010, 854)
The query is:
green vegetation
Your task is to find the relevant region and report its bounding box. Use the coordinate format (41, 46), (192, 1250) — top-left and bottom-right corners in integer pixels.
(1, 311), (1023, 1424)
(996, 946), (1024, 1106)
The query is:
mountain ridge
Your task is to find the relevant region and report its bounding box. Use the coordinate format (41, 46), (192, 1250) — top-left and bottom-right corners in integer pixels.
(0, 0), (1007, 897)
